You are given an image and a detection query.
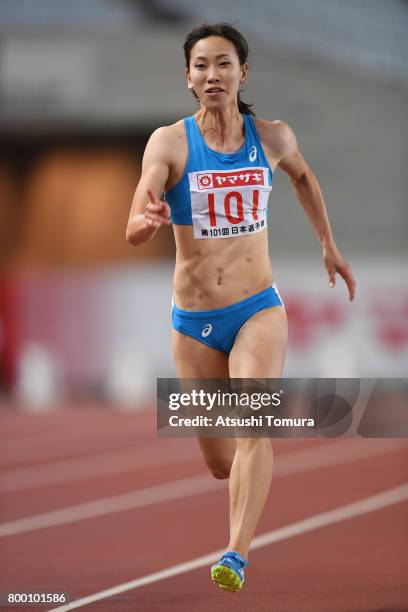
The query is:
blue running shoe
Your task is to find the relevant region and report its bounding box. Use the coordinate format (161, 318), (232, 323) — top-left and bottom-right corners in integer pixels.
(211, 550), (249, 592)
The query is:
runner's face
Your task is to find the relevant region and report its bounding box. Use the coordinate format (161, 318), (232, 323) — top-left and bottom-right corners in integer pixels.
(186, 36), (247, 109)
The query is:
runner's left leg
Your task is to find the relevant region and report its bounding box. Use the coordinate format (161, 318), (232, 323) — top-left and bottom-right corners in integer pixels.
(227, 306), (287, 559)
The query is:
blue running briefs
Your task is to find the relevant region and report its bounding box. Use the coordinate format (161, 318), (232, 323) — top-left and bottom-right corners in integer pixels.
(172, 284), (283, 354)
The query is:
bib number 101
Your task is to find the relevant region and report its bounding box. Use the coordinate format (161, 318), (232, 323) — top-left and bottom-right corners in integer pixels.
(207, 190), (259, 227)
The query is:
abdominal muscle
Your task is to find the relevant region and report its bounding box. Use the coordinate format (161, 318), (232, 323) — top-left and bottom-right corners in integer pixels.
(172, 224), (273, 310)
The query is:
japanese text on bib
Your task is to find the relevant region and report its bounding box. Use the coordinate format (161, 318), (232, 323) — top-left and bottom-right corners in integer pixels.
(188, 167), (271, 240)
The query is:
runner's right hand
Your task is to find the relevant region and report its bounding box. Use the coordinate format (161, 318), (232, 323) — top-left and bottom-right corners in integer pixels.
(145, 189), (171, 228)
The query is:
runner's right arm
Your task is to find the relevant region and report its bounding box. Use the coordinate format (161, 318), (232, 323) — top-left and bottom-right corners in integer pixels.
(126, 127), (173, 246)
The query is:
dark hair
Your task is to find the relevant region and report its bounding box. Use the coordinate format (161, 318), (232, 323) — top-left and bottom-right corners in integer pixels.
(184, 23), (255, 116)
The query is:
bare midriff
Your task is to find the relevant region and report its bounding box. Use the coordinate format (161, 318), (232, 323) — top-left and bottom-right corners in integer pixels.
(172, 225), (273, 310)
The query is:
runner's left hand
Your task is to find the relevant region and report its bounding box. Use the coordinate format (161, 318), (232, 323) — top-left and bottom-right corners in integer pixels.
(323, 244), (356, 301)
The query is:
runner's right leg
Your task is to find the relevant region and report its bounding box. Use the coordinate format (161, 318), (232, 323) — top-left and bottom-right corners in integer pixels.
(172, 329), (236, 479)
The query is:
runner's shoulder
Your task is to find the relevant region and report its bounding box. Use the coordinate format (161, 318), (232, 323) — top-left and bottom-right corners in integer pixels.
(254, 118), (297, 158)
(147, 121), (186, 162)
(149, 121), (186, 148)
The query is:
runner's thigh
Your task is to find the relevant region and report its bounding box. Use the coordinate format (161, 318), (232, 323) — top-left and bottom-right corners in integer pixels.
(229, 306), (288, 378)
(172, 329), (229, 377)
(172, 330), (235, 476)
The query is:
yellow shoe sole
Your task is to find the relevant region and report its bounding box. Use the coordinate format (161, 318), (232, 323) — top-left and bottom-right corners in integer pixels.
(211, 565), (243, 592)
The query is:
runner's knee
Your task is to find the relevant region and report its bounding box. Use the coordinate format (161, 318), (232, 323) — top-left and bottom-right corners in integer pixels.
(207, 460), (231, 479)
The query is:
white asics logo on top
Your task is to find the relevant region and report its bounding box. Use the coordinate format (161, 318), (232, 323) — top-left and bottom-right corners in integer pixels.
(249, 146), (257, 162)
(202, 323), (212, 337)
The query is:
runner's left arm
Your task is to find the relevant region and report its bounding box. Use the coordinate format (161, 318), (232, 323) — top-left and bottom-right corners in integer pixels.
(272, 121), (356, 301)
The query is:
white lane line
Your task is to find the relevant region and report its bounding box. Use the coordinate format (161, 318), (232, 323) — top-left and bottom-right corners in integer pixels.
(0, 439), (406, 537)
(0, 474), (225, 538)
(0, 427), (143, 452)
(0, 423), (152, 468)
(274, 438), (407, 477)
(2, 436), (405, 493)
(0, 439), (331, 492)
(0, 409), (152, 444)
(0, 442), (198, 492)
(48, 482), (408, 611)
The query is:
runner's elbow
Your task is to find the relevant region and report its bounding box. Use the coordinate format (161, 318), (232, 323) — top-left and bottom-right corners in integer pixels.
(126, 228), (137, 245)
(125, 219), (136, 242)
(126, 228), (145, 246)
(126, 222), (154, 247)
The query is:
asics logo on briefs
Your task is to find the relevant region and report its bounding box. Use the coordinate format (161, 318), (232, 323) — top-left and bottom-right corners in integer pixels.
(202, 323), (213, 337)
(249, 146), (257, 162)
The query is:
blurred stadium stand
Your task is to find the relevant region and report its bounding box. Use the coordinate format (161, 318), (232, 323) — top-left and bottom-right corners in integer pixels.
(0, 0), (190, 28)
(173, 0), (408, 82)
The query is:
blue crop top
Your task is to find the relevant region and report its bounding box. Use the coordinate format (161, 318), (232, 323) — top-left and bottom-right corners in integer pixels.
(164, 114), (273, 240)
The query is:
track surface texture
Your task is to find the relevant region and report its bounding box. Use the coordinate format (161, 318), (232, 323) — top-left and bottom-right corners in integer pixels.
(0, 405), (407, 611)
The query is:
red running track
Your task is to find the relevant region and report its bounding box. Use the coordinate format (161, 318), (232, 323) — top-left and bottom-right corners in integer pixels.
(0, 406), (407, 611)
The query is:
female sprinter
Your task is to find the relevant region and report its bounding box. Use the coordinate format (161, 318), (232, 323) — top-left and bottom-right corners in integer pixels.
(126, 23), (356, 593)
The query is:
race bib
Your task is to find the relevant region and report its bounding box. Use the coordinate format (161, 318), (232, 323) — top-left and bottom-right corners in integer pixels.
(188, 167), (271, 240)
